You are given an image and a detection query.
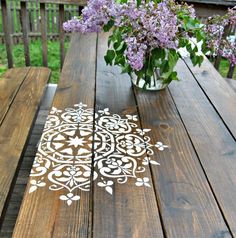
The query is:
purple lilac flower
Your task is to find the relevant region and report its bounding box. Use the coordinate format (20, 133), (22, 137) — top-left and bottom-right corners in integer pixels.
(63, 0), (181, 71)
(63, 0), (115, 33)
(125, 37), (147, 71)
(228, 7), (236, 26)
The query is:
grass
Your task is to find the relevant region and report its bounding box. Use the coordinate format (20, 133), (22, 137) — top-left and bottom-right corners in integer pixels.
(0, 40), (69, 83)
(218, 59), (236, 80)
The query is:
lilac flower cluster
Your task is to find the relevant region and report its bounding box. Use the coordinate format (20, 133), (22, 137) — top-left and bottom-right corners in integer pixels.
(63, 0), (187, 71)
(204, 7), (236, 66)
(63, 0), (115, 33)
(125, 37), (147, 71)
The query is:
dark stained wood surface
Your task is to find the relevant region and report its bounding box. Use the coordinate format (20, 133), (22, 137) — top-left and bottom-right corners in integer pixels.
(133, 78), (230, 237)
(170, 59), (236, 236)
(0, 67), (50, 225)
(184, 57), (236, 140)
(12, 33), (97, 238)
(0, 68), (30, 125)
(11, 33), (236, 237)
(93, 33), (164, 238)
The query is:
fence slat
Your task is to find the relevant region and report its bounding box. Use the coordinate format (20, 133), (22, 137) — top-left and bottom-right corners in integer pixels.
(59, 4), (65, 69)
(40, 2), (48, 67)
(227, 65), (235, 79)
(21, 1), (30, 66)
(1, 0), (13, 68)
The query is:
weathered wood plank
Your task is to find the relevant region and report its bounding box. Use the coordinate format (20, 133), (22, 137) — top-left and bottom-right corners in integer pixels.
(170, 59), (236, 236)
(226, 78), (236, 92)
(59, 4), (65, 69)
(1, 0), (13, 68)
(20, 1), (31, 66)
(0, 67), (50, 225)
(227, 65), (235, 79)
(134, 77), (230, 236)
(92, 32), (164, 238)
(13, 33), (97, 238)
(40, 3), (48, 67)
(0, 68), (30, 125)
(0, 112), (46, 237)
(184, 57), (236, 140)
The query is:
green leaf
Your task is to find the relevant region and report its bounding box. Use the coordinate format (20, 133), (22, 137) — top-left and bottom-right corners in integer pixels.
(104, 50), (115, 65)
(103, 20), (114, 32)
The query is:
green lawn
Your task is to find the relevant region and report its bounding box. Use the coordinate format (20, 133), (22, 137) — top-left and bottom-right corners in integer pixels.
(0, 40), (69, 83)
(218, 59), (236, 80)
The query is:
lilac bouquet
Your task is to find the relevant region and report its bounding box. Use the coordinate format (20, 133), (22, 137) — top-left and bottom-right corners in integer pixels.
(63, 0), (235, 89)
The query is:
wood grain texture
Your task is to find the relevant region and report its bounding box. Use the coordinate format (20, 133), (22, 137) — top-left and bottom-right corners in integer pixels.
(59, 4), (65, 69)
(1, 0), (13, 68)
(40, 3), (48, 67)
(0, 67), (50, 224)
(0, 68), (30, 125)
(0, 98), (51, 238)
(226, 78), (236, 92)
(184, 57), (236, 140)
(134, 80), (230, 237)
(13, 33), (97, 238)
(20, 1), (30, 66)
(92, 32), (164, 238)
(170, 59), (236, 236)
(227, 65), (235, 79)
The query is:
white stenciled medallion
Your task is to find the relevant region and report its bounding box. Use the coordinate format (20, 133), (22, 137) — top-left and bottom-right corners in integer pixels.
(30, 103), (168, 205)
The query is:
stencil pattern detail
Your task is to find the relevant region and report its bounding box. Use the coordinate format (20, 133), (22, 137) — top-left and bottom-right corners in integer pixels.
(29, 103), (168, 205)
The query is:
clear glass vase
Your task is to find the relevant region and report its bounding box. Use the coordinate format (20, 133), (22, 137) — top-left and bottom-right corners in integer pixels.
(131, 68), (168, 91)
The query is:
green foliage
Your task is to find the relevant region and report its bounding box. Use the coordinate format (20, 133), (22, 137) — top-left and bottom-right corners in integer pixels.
(0, 40), (69, 83)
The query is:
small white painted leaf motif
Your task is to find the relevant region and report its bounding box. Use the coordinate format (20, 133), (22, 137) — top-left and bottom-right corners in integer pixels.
(142, 157), (160, 166)
(126, 115), (138, 121)
(98, 108), (110, 115)
(60, 193), (80, 206)
(98, 180), (114, 195)
(29, 186), (37, 193)
(135, 177), (151, 187)
(136, 128), (151, 136)
(155, 142), (168, 151)
(29, 179), (46, 193)
(29, 103), (168, 205)
(106, 186), (113, 195)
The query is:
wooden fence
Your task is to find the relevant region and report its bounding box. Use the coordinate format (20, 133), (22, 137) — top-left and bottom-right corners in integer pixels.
(0, 0), (86, 69)
(0, 0), (83, 44)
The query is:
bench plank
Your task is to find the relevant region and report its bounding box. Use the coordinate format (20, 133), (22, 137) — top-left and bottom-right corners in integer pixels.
(184, 57), (236, 140)
(13, 33), (97, 238)
(92, 33), (164, 237)
(0, 68), (30, 125)
(0, 67), (50, 223)
(133, 79), (230, 236)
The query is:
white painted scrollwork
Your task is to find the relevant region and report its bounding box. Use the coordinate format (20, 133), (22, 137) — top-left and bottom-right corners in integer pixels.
(29, 103), (168, 205)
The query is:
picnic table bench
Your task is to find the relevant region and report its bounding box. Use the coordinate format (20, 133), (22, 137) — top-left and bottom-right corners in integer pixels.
(12, 32), (236, 238)
(0, 67), (50, 225)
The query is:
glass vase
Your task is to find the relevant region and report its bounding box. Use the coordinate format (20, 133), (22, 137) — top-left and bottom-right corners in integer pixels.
(131, 68), (168, 91)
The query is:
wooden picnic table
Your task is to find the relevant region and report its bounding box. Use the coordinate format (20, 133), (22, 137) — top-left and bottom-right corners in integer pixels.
(13, 32), (236, 238)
